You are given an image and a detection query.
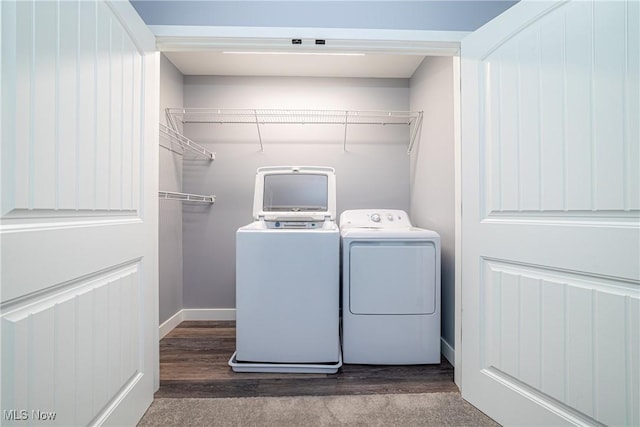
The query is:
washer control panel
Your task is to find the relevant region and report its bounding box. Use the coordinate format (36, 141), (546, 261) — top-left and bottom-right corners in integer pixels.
(340, 209), (412, 228)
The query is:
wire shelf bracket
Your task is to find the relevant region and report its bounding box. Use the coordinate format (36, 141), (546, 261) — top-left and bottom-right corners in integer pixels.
(159, 123), (215, 160)
(407, 111), (424, 155)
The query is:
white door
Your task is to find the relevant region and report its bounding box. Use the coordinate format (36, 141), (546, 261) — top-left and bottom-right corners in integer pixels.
(1, 1), (158, 426)
(461, 0), (639, 425)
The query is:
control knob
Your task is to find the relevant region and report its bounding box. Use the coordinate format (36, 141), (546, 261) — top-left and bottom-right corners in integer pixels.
(370, 213), (381, 223)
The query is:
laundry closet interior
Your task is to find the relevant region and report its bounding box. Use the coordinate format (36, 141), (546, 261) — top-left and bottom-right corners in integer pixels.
(157, 44), (458, 367)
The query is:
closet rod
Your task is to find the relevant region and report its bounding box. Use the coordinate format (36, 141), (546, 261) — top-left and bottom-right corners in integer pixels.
(158, 191), (216, 204)
(159, 123), (215, 160)
(177, 120), (414, 125)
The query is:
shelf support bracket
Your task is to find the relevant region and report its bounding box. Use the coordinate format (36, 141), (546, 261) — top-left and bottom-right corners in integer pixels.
(159, 123), (215, 160)
(343, 110), (349, 152)
(254, 109), (264, 152)
(407, 111), (423, 155)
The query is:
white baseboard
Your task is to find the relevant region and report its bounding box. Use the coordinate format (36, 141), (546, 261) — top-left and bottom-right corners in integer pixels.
(441, 337), (455, 367)
(183, 308), (236, 321)
(159, 309), (236, 340)
(159, 310), (185, 339)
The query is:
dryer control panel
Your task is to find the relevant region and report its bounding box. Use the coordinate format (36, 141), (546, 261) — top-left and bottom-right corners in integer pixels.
(339, 209), (412, 229)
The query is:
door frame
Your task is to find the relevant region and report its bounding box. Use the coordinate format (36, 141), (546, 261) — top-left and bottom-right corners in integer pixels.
(148, 25), (466, 386)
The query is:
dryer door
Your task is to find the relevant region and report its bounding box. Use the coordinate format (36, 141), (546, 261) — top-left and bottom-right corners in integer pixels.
(349, 241), (436, 315)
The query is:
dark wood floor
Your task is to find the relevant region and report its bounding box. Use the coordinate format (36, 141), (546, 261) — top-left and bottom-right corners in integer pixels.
(156, 321), (458, 398)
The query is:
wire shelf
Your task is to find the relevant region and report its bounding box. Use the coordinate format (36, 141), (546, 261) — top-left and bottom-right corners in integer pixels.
(165, 108), (423, 153)
(158, 191), (216, 204)
(167, 108), (420, 125)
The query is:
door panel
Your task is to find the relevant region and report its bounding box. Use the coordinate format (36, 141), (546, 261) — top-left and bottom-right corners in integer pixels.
(462, 1), (639, 425)
(3, 1), (142, 218)
(2, 265), (140, 426)
(1, 1), (158, 425)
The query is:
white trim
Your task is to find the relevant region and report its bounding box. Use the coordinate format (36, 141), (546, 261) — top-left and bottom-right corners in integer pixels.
(159, 310), (184, 339)
(441, 338), (455, 367)
(453, 53), (463, 388)
(158, 309), (237, 339)
(106, 0), (157, 53)
(149, 25), (470, 41)
(150, 25), (468, 55)
(183, 308), (236, 321)
(94, 373), (144, 426)
(482, 368), (601, 426)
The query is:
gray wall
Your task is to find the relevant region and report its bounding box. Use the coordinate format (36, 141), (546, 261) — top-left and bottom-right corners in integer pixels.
(158, 54), (184, 324)
(182, 76), (411, 309)
(409, 57), (455, 350)
(131, 1), (517, 32)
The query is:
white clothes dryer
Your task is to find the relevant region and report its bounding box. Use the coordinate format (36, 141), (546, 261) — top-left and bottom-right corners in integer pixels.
(340, 209), (441, 364)
(230, 166), (341, 373)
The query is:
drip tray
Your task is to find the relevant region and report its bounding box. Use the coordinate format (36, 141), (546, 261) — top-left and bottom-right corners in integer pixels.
(228, 351), (342, 374)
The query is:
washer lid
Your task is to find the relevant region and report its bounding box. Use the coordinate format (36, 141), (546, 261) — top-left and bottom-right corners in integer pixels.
(253, 166), (337, 221)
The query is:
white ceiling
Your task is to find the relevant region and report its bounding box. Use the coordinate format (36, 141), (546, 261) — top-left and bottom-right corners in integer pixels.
(164, 51), (427, 78)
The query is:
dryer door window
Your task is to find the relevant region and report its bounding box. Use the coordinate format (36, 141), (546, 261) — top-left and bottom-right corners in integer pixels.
(349, 242), (436, 315)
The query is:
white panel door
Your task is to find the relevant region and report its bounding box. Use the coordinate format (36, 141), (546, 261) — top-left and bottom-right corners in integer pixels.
(1, 1), (158, 426)
(461, 0), (639, 425)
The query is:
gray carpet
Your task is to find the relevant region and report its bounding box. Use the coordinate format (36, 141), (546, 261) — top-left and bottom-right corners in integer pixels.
(138, 392), (499, 426)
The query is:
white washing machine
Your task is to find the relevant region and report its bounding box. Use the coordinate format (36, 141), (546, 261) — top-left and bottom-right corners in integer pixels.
(230, 166), (341, 373)
(340, 209), (441, 365)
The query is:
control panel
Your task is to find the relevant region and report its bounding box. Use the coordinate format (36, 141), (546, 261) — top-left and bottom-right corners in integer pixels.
(265, 220), (322, 229)
(339, 209), (412, 228)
